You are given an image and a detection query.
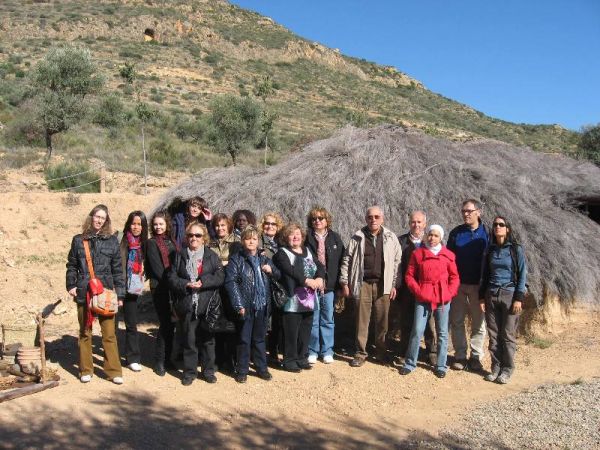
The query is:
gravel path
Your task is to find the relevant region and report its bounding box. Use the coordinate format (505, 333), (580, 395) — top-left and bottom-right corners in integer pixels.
(411, 378), (600, 449)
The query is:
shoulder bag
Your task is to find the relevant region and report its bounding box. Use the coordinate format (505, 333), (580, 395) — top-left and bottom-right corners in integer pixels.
(83, 240), (119, 317)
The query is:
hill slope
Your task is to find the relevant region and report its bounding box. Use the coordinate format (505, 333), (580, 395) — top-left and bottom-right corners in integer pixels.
(0, 0), (578, 171)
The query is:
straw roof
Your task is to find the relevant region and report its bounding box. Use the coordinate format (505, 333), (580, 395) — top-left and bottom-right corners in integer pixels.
(156, 125), (600, 306)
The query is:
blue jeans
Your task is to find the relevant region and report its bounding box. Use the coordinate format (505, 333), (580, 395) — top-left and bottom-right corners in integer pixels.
(403, 302), (450, 373)
(308, 291), (335, 358)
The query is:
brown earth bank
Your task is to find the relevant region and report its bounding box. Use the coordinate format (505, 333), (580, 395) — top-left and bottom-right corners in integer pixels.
(0, 174), (599, 449)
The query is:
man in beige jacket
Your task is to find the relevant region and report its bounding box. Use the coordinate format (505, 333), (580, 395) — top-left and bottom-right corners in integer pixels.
(340, 206), (402, 367)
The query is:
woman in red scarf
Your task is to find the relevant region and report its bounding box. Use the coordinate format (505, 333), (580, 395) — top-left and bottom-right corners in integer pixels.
(119, 211), (148, 372)
(146, 211), (178, 376)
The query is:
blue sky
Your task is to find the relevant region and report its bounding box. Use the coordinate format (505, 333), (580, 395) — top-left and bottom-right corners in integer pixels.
(231, 1), (600, 131)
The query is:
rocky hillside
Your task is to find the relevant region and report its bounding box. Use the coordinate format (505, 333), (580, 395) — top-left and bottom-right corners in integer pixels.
(0, 0), (578, 171)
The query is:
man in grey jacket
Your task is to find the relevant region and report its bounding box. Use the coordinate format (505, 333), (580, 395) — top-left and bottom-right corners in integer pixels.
(340, 206), (402, 367)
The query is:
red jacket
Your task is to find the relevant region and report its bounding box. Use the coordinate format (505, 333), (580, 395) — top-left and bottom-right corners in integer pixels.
(405, 246), (460, 307)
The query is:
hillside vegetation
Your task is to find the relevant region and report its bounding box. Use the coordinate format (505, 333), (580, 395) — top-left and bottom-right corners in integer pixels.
(0, 0), (580, 175)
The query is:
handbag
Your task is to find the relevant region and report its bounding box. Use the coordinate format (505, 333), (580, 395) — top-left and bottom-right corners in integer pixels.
(295, 287), (316, 311)
(202, 291), (236, 334)
(270, 278), (288, 309)
(83, 240), (119, 317)
(127, 273), (145, 296)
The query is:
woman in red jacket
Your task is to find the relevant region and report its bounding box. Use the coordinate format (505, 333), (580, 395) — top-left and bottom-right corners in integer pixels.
(399, 224), (460, 378)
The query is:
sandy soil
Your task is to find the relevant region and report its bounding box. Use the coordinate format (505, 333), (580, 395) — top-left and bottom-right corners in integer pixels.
(0, 170), (599, 449)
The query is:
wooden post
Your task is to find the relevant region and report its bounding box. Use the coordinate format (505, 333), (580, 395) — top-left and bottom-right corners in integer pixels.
(0, 381), (59, 403)
(100, 163), (106, 193)
(37, 313), (46, 385)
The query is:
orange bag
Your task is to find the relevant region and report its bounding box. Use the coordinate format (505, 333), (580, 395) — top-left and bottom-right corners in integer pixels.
(83, 240), (118, 317)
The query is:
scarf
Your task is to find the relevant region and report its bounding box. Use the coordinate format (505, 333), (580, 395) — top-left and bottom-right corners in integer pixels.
(314, 230), (328, 268)
(426, 243), (442, 256)
(248, 254), (267, 311)
(154, 234), (172, 269)
(126, 232), (143, 278)
(186, 247), (204, 314)
(263, 235), (278, 254)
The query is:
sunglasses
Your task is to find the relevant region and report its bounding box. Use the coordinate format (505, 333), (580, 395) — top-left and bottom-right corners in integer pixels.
(187, 233), (204, 238)
(263, 221), (277, 227)
(312, 217), (326, 222)
(367, 215), (381, 220)
(461, 209), (478, 214)
(492, 223), (506, 228)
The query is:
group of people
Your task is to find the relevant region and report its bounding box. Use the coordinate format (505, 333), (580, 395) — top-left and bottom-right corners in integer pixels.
(65, 197), (527, 387)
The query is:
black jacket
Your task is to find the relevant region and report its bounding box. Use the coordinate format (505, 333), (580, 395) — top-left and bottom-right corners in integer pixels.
(225, 251), (281, 313)
(145, 238), (177, 289)
(273, 246), (326, 298)
(66, 233), (126, 304)
(167, 247), (225, 317)
(305, 230), (345, 293)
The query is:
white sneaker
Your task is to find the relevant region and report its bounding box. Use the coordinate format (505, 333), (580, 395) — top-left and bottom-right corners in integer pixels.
(323, 355), (334, 364)
(128, 363), (142, 372)
(112, 376), (124, 385)
(80, 374), (92, 383)
(308, 354), (318, 364)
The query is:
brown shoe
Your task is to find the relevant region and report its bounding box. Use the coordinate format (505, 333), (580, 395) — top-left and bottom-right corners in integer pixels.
(350, 357), (365, 368)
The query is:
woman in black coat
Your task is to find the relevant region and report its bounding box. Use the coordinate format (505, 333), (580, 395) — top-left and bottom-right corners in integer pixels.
(66, 204), (125, 384)
(145, 210), (178, 376)
(225, 226), (281, 384)
(167, 223), (225, 386)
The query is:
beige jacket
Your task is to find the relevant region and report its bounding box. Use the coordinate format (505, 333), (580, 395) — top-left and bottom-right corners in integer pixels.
(339, 226), (402, 299)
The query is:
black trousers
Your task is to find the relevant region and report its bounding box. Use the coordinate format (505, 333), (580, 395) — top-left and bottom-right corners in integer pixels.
(120, 293), (141, 364)
(282, 311), (313, 369)
(180, 313), (215, 378)
(267, 305), (284, 358)
(398, 294), (436, 356)
(152, 285), (175, 366)
(235, 307), (268, 375)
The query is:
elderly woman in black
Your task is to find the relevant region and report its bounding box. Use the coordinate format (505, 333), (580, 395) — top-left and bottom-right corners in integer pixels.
(273, 223), (325, 372)
(225, 226), (281, 383)
(168, 223), (224, 386)
(66, 204), (125, 384)
(145, 210), (178, 376)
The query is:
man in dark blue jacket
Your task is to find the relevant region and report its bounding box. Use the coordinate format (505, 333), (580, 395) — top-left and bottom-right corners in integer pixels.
(447, 199), (489, 371)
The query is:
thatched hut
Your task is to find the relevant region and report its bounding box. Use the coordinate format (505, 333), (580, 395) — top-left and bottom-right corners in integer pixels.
(156, 125), (600, 315)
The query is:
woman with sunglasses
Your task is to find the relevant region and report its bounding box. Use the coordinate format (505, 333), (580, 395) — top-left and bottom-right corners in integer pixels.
(168, 223), (224, 386)
(305, 207), (345, 364)
(479, 216), (527, 384)
(258, 212), (284, 364)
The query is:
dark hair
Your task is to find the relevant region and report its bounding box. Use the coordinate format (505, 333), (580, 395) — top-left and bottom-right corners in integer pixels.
(121, 210), (149, 255)
(212, 213), (233, 234)
(82, 204), (112, 236)
(186, 197), (209, 224)
(232, 209), (257, 230)
(306, 206), (333, 230)
(150, 210), (172, 238)
(492, 215), (517, 245)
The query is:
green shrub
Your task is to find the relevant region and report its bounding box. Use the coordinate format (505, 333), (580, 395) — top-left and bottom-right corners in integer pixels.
(93, 94), (126, 128)
(148, 137), (181, 169)
(0, 148), (40, 169)
(45, 162), (101, 193)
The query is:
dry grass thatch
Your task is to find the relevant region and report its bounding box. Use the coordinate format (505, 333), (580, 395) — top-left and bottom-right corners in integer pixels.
(156, 125), (600, 307)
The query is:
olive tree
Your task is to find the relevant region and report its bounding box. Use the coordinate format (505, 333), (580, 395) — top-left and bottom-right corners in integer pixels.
(207, 94), (262, 165)
(31, 46), (103, 159)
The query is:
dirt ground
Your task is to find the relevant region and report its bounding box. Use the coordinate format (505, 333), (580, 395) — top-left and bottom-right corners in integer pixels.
(0, 170), (599, 449)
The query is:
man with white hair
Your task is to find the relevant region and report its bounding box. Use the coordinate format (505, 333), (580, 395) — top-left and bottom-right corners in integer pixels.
(340, 206), (402, 367)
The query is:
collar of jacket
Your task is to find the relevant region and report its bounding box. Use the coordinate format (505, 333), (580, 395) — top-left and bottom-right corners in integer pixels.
(356, 225), (394, 241)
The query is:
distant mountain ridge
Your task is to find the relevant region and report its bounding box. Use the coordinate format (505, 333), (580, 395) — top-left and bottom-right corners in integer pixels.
(0, 0), (578, 159)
